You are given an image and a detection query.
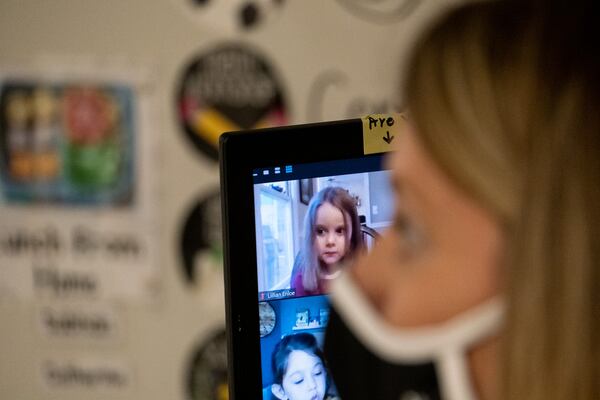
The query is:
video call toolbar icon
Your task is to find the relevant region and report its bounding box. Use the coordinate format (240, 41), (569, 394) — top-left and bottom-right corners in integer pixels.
(253, 165), (293, 178)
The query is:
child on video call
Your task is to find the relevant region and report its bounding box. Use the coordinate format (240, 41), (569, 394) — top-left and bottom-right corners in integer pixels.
(270, 333), (339, 400)
(290, 186), (363, 296)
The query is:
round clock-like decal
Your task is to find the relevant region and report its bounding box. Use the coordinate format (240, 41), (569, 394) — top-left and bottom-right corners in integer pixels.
(258, 302), (276, 337)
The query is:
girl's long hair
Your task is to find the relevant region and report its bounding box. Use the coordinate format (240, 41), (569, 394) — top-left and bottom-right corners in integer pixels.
(404, 2), (599, 399)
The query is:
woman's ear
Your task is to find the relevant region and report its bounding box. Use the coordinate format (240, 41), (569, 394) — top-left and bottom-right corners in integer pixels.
(271, 383), (287, 400)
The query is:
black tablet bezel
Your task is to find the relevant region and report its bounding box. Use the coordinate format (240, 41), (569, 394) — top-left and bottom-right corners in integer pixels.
(220, 118), (375, 400)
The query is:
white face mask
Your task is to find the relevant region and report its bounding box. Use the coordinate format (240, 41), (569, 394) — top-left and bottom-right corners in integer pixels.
(324, 272), (504, 400)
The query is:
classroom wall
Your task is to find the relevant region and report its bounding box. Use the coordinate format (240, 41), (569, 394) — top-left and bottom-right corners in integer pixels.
(0, 1), (460, 399)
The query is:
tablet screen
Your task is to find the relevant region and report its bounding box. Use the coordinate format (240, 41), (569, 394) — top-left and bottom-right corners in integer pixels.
(252, 154), (393, 399)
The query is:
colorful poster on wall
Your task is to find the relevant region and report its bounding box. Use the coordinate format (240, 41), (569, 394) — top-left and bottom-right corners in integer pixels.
(0, 68), (158, 302)
(0, 83), (134, 204)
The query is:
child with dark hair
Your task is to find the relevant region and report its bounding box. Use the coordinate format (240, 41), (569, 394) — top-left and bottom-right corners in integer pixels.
(271, 333), (337, 400)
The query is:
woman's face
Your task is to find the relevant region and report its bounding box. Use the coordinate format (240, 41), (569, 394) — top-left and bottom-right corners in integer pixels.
(314, 202), (349, 267)
(275, 350), (327, 400)
(351, 128), (503, 398)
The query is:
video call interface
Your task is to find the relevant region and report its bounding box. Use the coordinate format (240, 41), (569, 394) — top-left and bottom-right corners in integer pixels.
(252, 155), (393, 400)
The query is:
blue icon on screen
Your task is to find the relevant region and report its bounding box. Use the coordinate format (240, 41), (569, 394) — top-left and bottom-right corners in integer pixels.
(285, 165), (293, 173)
(274, 167), (281, 174)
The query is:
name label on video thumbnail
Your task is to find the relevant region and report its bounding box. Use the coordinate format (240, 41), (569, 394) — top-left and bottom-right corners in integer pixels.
(259, 289), (296, 301)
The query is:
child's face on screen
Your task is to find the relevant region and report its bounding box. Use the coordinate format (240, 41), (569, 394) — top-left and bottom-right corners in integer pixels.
(278, 350), (327, 400)
(314, 202), (348, 267)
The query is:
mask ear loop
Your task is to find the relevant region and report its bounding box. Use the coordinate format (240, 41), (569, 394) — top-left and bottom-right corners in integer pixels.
(330, 273), (504, 400)
(330, 272), (504, 361)
(437, 348), (478, 400)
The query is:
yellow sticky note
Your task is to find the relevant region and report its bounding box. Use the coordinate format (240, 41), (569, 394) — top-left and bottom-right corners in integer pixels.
(361, 113), (405, 155)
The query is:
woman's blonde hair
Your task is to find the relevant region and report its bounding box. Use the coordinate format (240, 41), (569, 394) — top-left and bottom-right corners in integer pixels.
(404, 2), (599, 399)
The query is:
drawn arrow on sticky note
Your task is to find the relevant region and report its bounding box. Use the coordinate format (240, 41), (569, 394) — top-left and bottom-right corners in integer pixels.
(383, 131), (394, 144)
